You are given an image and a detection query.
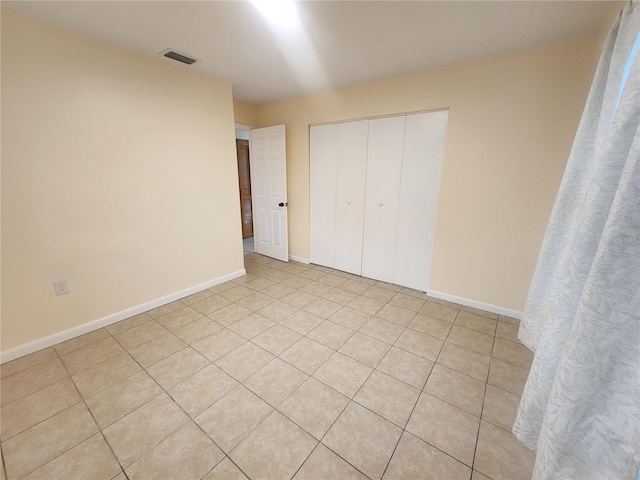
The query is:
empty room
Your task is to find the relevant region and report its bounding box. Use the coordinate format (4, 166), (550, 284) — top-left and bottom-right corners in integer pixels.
(1, 1), (638, 480)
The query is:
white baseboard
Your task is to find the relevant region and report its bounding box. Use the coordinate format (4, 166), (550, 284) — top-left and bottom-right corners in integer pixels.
(427, 289), (522, 320)
(289, 255), (310, 264)
(0, 269), (246, 364)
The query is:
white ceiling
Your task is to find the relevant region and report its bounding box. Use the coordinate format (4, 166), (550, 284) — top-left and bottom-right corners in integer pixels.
(3, 1), (616, 104)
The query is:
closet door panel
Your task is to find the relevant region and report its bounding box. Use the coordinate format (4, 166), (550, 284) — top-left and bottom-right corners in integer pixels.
(310, 124), (338, 267)
(362, 116), (406, 283)
(334, 120), (369, 275)
(394, 111), (449, 291)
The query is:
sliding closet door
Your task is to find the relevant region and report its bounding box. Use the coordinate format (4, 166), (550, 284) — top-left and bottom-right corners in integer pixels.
(394, 111), (449, 291)
(334, 120), (369, 274)
(361, 116), (406, 283)
(310, 124), (338, 267)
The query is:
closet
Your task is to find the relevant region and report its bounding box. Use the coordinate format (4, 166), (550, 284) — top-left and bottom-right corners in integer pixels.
(310, 110), (448, 292)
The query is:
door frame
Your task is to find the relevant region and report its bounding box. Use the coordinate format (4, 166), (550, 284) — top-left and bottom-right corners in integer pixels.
(235, 123), (253, 136)
(236, 123), (254, 255)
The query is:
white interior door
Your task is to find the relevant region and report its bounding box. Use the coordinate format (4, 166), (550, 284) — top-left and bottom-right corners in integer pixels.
(394, 111), (449, 291)
(362, 116), (406, 283)
(250, 125), (289, 262)
(310, 124), (338, 267)
(335, 120), (369, 275)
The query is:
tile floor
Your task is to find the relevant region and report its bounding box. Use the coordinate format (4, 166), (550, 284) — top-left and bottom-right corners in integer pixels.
(0, 252), (536, 480)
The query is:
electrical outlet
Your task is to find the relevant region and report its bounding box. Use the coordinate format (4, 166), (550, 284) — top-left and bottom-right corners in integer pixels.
(54, 279), (70, 296)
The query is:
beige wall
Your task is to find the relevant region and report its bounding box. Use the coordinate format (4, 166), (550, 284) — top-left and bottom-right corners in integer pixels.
(233, 101), (258, 126)
(1, 11), (243, 352)
(256, 35), (602, 311)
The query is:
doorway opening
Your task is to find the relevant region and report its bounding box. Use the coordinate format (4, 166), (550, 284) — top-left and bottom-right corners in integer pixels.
(235, 123), (289, 262)
(236, 125), (254, 253)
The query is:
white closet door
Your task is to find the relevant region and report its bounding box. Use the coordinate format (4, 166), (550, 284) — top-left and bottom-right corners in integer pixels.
(394, 111), (449, 291)
(362, 116), (406, 283)
(310, 124), (338, 267)
(334, 120), (369, 274)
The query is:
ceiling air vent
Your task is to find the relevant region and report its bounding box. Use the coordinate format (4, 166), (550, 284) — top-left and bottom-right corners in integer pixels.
(159, 49), (199, 65)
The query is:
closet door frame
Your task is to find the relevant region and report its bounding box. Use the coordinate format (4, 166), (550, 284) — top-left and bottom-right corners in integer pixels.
(309, 109), (448, 291)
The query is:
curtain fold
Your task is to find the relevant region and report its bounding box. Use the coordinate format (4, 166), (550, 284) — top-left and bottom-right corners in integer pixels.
(514, 3), (640, 479)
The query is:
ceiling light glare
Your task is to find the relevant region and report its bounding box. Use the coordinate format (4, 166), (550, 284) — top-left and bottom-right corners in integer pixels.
(252, 0), (298, 28)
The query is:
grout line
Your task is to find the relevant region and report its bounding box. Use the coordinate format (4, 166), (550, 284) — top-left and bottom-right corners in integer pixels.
(470, 323), (498, 473)
(0, 377), (83, 443)
(0, 445), (6, 480)
(50, 360), (128, 479)
(288, 442), (321, 479)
